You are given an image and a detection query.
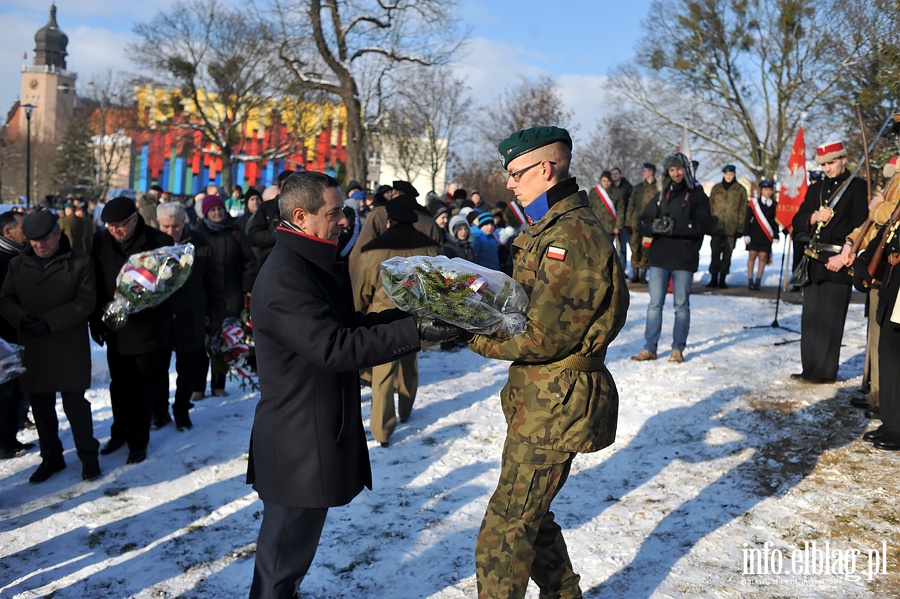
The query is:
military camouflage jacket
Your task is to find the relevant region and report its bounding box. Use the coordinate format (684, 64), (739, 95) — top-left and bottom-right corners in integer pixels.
(625, 179), (658, 229)
(587, 184), (626, 233)
(708, 180), (748, 236)
(468, 178), (629, 453)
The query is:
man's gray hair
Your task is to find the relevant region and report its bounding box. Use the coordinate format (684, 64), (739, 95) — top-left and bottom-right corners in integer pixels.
(157, 201), (187, 222)
(279, 171), (341, 221)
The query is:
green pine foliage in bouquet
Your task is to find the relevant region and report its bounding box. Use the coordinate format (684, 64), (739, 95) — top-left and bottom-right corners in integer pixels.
(380, 256), (528, 336)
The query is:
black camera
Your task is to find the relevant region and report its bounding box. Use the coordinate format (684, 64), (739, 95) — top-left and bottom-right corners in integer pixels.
(651, 216), (675, 236)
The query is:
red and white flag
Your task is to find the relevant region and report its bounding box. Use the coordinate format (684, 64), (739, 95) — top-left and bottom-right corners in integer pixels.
(595, 185), (617, 221)
(777, 127), (808, 232)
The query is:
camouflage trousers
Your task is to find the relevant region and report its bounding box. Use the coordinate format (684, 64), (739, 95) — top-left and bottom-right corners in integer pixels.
(629, 232), (648, 269)
(475, 437), (582, 599)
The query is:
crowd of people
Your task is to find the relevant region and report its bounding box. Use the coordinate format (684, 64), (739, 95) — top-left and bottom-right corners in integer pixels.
(2, 124), (898, 599)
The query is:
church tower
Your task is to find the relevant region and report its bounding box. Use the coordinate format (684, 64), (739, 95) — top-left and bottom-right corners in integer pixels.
(20, 3), (76, 145)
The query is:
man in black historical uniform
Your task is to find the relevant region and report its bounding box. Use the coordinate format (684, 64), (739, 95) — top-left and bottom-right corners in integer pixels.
(791, 141), (868, 384)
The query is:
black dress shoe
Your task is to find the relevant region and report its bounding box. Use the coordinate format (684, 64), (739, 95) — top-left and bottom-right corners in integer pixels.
(100, 438), (126, 455)
(873, 437), (900, 450)
(126, 449), (147, 464)
(863, 426), (885, 442)
(152, 413), (172, 429)
(0, 441), (35, 459)
(850, 396), (871, 409)
(865, 408), (881, 420)
(175, 413), (193, 431)
(29, 458), (66, 483)
(82, 458), (101, 481)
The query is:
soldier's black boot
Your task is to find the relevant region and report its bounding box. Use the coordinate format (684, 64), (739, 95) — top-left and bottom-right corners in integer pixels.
(718, 273), (729, 289)
(706, 273), (718, 288)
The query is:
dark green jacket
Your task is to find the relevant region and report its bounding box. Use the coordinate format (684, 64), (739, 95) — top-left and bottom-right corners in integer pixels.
(709, 180), (748, 236)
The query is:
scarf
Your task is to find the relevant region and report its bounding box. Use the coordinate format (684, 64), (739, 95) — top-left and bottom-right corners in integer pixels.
(202, 216), (228, 233)
(0, 235), (24, 256)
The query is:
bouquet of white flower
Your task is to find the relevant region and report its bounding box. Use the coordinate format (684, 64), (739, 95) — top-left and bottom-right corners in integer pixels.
(101, 243), (195, 330)
(381, 255), (528, 336)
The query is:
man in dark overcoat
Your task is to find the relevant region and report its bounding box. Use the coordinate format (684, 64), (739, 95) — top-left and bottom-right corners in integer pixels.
(91, 197), (174, 465)
(246, 171), (455, 598)
(0, 210), (34, 459)
(791, 141), (868, 383)
(0, 210), (100, 483)
(154, 202), (225, 430)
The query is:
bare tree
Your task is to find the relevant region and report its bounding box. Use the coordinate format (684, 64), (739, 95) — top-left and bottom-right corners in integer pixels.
(831, 0), (900, 165)
(130, 0), (290, 192)
(267, 0), (466, 184)
(577, 109), (674, 185)
(75, 70), (137, 200)
(451, 76), (575, 201)
(611, 0), (865, 181)
(480, 77), (576, 154)
(380, 66), (473, 191)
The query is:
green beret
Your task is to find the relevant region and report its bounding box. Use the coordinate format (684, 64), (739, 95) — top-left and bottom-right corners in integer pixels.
(498, 126), (572, 169)
(722, 164), (736, 173)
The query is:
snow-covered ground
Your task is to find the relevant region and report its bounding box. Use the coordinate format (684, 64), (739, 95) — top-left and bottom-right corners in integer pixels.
(2, 242), (899, 598)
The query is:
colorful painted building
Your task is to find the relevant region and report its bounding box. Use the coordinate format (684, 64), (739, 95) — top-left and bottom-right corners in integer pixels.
(128, 84), (348, 194)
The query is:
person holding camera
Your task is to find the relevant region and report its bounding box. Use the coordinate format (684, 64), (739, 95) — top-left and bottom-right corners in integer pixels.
(632, 152), (712, 363)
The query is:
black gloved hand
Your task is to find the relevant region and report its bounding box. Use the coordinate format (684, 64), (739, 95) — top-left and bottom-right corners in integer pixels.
(89, 321), (107, 346)
(852, 259), (873, 293)
(20, 314), (50, 336)
(415, 316), (465, 344)
(650, 216), (675, 236)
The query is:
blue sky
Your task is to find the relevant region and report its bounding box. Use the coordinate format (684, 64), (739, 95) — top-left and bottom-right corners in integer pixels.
(1, 1), (651, 139)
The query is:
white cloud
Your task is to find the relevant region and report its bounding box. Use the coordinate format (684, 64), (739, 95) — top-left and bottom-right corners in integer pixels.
(67, 26), (139, 83)
(451, 37), (616, 146)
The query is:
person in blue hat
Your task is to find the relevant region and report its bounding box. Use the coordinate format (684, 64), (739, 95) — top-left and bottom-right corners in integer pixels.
(744, 180), (779, 290)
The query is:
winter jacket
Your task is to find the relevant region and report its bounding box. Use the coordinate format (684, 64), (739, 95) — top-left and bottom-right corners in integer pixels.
(0, 235), (95, 393)
(91, 217), (174, 356)
(708, 180), (748, 236)
(638, 179), (712, 272)
(192, 216), (256, 317)
(167, 227), (226, 353)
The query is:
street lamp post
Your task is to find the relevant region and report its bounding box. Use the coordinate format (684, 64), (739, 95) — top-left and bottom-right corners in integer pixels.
(21, 103), (36, 209)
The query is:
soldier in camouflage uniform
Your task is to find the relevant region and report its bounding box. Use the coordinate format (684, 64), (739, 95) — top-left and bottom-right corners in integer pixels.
(707, 164), (748, 288)
(625, 163), (658, 283)
(587, 170), (623, 242)
(466, 126), (630, 599)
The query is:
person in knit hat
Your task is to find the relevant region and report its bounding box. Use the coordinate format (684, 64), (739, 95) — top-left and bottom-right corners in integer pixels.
(191, 194), (256, 401)
(472, 211), (500, 270)
(443, 215), (475, 262)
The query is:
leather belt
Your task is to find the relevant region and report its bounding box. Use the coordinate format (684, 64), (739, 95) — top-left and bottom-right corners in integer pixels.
(809, 242), (843, 254)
